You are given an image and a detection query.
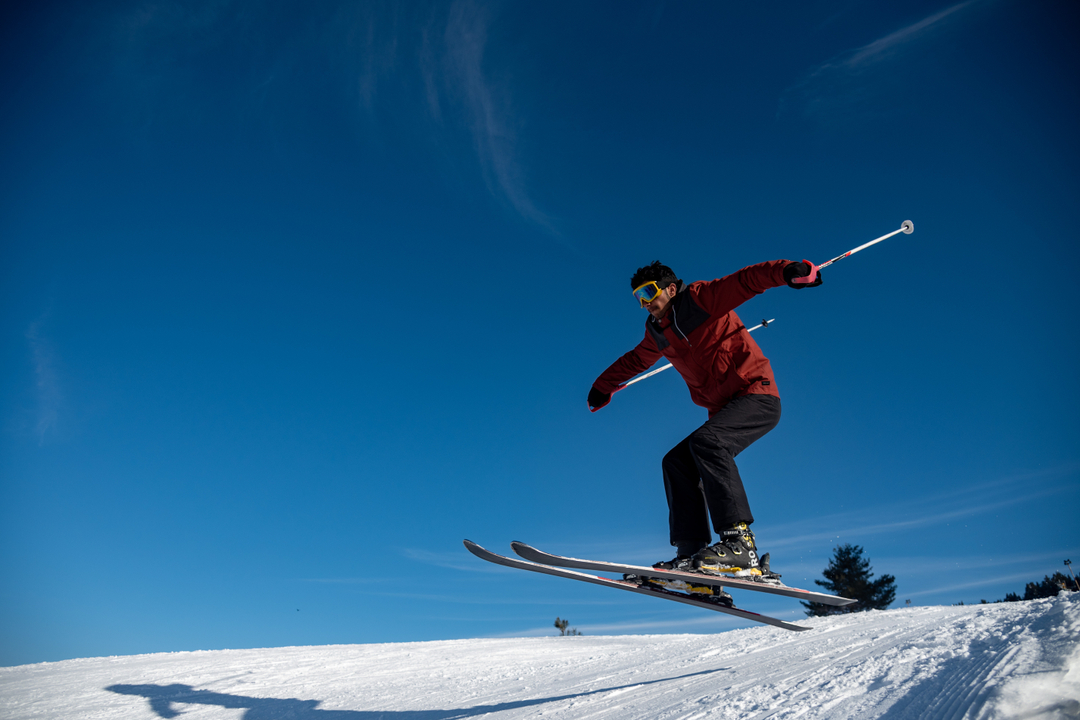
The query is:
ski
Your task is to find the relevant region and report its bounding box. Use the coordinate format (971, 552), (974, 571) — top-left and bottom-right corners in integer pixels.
(464, 540), (811, 632)
(510, 541), (855, 608)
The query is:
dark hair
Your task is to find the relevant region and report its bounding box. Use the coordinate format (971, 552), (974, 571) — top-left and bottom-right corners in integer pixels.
(630, 261), (679, 290)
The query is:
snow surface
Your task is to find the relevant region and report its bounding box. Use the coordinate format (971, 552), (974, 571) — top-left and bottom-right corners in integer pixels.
(2, 594), (1078, 720)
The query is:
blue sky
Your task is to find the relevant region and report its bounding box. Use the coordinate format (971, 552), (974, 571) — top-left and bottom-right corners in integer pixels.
(2, 0), (1078, 666)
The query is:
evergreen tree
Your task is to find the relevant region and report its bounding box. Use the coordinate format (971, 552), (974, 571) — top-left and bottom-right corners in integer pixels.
(1022, 572), (1074, 600)
(802, 544), (897, 616)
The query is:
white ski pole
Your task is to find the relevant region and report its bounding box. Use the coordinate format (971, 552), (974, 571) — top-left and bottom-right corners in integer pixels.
(816, 220), (914, 272)
(617, 318), (776, 391)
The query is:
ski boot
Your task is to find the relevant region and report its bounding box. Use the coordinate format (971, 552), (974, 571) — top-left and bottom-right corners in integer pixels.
(692, 523), (762, 578)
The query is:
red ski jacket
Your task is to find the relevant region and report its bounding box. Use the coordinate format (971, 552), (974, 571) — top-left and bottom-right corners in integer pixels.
(593, 260), (790, 415)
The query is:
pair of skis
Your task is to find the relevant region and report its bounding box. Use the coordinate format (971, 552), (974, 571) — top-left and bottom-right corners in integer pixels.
(464, 540), (855, 632)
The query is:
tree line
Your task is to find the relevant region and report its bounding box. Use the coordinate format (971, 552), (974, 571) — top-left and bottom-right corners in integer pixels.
(989, 571), (1077, 604)
(801, 543), (1076, 613)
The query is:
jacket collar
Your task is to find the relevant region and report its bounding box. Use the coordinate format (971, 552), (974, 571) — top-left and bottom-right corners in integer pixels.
(649, 280), (688, 331)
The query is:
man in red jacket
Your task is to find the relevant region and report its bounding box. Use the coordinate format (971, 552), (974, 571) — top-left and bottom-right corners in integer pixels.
(588, 259), (821, 578)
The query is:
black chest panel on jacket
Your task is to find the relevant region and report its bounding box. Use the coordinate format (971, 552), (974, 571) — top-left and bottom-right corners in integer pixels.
(645, 288), (711, 351)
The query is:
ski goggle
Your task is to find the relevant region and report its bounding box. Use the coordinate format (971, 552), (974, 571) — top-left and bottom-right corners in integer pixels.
(633, 281), (665, 307)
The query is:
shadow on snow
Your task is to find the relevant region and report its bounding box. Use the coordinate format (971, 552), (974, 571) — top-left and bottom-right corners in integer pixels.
(107, 668), (728, 719)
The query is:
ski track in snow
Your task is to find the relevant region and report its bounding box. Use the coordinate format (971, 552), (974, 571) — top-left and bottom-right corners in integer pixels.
(2, 595), (1078, 720)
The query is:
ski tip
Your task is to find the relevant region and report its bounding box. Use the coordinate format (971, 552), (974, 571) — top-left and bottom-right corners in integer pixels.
(463, 539), (496, 561)
(902, 219), (914, 234)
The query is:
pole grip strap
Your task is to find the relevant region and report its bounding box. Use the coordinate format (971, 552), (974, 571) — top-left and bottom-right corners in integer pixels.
(790, 260), (819, 285)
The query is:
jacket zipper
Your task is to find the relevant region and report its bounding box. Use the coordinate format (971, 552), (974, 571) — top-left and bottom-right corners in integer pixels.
(670, 305), (691, 346)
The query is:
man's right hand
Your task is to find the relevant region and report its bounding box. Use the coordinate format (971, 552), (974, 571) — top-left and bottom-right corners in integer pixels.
(588, 387), (611, 412)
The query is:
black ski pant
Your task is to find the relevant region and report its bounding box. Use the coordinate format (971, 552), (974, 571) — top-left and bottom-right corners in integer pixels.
(662, 393), (781, 551)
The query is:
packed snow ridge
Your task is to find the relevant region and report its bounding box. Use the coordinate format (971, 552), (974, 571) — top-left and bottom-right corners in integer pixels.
(2, 594), (1078, 720)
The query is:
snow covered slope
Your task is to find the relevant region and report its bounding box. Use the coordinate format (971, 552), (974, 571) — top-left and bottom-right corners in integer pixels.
(2, 595), (1078, 720)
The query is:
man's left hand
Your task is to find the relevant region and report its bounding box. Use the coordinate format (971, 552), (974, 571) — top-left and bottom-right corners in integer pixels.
(784, 260), (822, 289)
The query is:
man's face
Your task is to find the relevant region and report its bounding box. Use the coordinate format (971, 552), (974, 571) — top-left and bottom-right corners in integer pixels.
(644, 283), (678, 320)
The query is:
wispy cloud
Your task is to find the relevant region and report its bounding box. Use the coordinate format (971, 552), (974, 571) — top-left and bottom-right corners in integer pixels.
(335, 2), (401, 114)
(764, 464), (1079, 551)
(839, 1), (977, 72)
(330, 0), (557, 232)
(783, 0), (983, 119)
(114, 0), (233, 44)
(486, 613), (749, 639)
(877, 547), (1080, 579)
(766, 487), (1072, 551)
(26, 318), (62, 445)
(106, 2), (556, 233)
(403, 546), (511, 574)
(297, 584), (619, 607)
(901, 570), (1042, 599)
(442, 0), (555, 232)
(418, 13), (443, 122)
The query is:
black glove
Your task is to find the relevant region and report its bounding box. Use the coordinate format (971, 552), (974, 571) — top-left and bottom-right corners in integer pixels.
(588, 386), (611, 412)
(784, 260), (823, 289)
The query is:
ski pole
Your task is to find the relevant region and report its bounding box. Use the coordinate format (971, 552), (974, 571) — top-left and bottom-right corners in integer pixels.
(614, 222), (912, 394)
(816, 220), (914, 272)
(616, 318), (775, 391)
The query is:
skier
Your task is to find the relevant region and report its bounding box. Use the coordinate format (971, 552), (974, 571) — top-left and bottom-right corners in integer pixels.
(587, 259), (822, 578)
